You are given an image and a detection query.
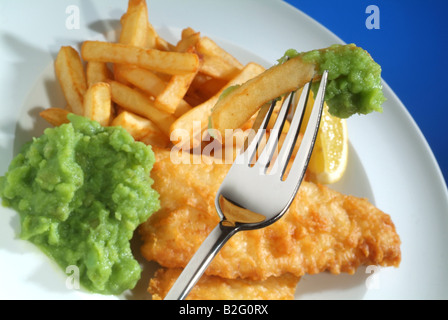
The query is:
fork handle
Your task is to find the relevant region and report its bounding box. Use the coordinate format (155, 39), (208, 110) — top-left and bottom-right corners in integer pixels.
(163, 222), (238, 300)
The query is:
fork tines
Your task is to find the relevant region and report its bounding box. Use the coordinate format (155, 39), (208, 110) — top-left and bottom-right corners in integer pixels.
(238, 70), (329, 182)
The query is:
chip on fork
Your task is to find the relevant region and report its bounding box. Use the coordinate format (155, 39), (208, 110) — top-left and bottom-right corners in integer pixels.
(164, 70), (329, 300)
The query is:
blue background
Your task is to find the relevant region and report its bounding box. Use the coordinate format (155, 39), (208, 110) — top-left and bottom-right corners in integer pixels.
(285, 0), (448, 185)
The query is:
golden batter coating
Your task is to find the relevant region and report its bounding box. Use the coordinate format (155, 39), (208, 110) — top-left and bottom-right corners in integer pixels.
(149, 268), (300, 300)
(140, 148), (401, 282)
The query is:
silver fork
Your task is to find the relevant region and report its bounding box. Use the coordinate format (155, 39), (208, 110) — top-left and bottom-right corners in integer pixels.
(164, 70), (328, 300)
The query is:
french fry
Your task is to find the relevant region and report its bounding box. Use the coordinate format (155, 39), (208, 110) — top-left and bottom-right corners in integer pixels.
(111, 111), (170, 149)
(111, 111), (150, 140)
(116, 66), (166, 97)
(86, 61), (112, 87)
(196, 37), (243, 69)
(116, 66), (192, 117)
(172, 99), (194, 118)
(153, 71), (195, 114)
(108, 80), (176, 137)
(39, 108), (71, 127)
(155, 36), (176, 51)
(145, 22), (158, 49)
(210, 56), (315, 139)
(81, 41), (199, 76)
(54, 46), (87, 115)
(170, 62), (265, 149)
(196, 37), (243, 80)
(119, 0), (148, 47)
(181, 27), (196, 39)
(120, 67), (192, 117)
(175, 28), (200, 53)
(114, 0), (149, 86)
(83, 82), (112, 127)
(199, 55), (241, 81)
(154, 32), (200, 114)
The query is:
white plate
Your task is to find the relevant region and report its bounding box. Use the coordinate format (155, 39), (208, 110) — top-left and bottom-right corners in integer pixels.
(1, 0), (447, 300)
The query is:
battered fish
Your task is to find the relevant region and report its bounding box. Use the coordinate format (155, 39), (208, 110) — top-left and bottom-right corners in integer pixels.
(149, 268), (300, 300)
(140, 148), (401, 281)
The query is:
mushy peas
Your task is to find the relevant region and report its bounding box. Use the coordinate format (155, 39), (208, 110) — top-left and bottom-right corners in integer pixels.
(0, 114), (160, 295)
(279, 44), (386, 119)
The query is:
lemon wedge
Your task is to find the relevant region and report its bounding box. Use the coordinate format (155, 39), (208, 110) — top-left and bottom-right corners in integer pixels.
(299, 91), (348, 184)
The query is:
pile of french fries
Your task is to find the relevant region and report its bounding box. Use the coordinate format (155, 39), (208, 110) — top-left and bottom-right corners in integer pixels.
(40, 0), (270, 152)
